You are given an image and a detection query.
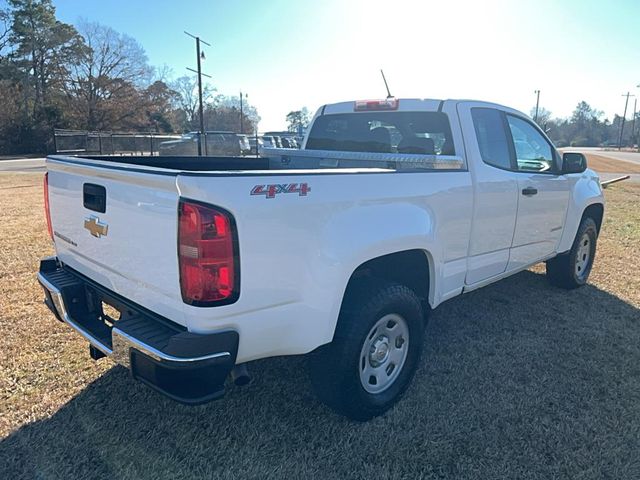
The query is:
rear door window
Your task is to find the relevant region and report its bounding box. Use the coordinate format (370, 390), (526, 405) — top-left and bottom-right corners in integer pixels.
(471, 108), (512, 170)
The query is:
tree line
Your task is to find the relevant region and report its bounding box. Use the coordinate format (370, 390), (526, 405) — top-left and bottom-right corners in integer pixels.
(0, 0), (260, 155)
(534, 101), (639, 148)
(1, 1), (637, 155)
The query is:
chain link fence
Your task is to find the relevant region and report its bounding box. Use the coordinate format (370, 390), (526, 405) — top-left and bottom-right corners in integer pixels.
(53, 129), (182, 156)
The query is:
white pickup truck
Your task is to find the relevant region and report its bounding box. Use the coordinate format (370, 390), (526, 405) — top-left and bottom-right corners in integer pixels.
(38, 98), (604, 420)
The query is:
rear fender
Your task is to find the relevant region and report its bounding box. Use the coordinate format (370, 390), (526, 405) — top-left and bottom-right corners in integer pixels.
(317, 202), (437, 342)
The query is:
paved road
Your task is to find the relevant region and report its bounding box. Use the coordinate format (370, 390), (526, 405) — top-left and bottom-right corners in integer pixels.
(0, 158), (46, 172)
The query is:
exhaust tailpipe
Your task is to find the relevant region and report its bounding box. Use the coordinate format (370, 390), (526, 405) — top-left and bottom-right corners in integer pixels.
(230, 364), (251, 386)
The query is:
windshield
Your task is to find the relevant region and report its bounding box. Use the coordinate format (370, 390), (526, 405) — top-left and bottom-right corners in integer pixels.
(306, 112), (455, 155)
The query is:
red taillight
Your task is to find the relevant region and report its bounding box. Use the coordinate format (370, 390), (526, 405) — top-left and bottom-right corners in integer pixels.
(44, 172), (53, 240)
(178, 200), (239, 306)
(354, 98), (399, 111)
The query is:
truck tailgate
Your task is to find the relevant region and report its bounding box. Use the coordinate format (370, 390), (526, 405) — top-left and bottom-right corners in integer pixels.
(46, 157), (186, 326)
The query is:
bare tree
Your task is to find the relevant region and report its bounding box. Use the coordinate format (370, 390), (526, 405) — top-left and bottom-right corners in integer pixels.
(170, 74), (215, 130)
(65, 20), (153, 130)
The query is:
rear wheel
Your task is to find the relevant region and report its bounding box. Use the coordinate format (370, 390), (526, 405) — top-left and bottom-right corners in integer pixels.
(308, 279), (424, 421)
(546, 217), (598, 289)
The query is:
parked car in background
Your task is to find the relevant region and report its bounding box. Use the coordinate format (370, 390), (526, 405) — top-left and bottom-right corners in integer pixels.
(264, 131), (301, 149)
(281, 137), (295, 148)
(157, 132), (199, 156)
(204, 132), (242, 156)
(261, 136), (277, 149)
(237, 135), (252, 155)
(248, 136), (263, 154)
(158, 131), (242, 156)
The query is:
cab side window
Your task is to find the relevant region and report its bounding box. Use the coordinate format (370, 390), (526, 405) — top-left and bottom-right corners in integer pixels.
(505, 115), (556, 173)
(471, 108), (511, 170)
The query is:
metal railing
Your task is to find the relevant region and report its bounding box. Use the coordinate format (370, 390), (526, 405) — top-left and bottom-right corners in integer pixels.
(53, 129), (182, 156)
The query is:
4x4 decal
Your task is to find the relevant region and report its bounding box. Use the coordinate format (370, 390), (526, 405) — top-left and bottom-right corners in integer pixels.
(251, 183), (311, 199)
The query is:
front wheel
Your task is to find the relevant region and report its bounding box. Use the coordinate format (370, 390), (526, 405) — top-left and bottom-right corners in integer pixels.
(307, 279), (424, 421)
(546, 216), (598, 289)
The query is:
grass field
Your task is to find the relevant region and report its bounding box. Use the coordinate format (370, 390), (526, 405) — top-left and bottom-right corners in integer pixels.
(1, 172), (639, 479)
(581, 153), (640, 174)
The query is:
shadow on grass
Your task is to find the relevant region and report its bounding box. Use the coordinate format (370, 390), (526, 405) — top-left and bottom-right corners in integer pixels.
(2, 271), (640, 479)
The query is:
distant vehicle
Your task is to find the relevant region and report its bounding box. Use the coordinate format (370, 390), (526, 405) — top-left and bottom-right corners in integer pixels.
(158, 131), (241, 156)
(39, 97), (604, 421)
(156, 132), (199, 155)
(261, 136), (277, 149)
(264, 131), (300, 149)
(237, 135), (252, 155)
(206, 132), (242, 156)
(248, 136), (263, 154)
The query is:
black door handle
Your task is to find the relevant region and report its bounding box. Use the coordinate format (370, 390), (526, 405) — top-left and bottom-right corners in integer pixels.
(522, 187), (538, 196)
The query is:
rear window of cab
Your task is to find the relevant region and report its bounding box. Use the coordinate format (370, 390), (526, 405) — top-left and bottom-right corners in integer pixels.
(306, 112), (455, 156)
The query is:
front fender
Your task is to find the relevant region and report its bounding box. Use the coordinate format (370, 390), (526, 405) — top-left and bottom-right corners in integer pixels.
(557, 169), (605, 252)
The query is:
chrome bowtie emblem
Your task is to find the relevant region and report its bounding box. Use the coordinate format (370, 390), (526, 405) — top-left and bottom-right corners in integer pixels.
(84, 216), (108, 238)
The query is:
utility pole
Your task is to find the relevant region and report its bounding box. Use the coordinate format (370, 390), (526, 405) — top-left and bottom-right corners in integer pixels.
(618, 92), (634, 150)
(631, 97), (637, 149)
(185, 31), (212, 156)
(534, 90), (540, 123)
(240, 91), (246, 134)
(636, 84), (640, 152)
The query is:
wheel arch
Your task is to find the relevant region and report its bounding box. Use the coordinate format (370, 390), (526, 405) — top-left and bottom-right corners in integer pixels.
(339, 249), (433, 319)
(582, 202), (604, 234)
(557, 171), (605, 253)
(557, 200), (605, 253)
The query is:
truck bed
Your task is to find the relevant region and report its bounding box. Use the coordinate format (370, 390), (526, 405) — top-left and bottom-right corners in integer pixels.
(75, 154), (270, 171)
(45, 151), (471, 362)
(72, 148), (464, 173)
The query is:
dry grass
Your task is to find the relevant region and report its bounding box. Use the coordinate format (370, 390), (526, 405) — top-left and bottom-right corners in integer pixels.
(0, 173), (639, 479)
(0, 174), (112, 437)
(583, 153), (640, 174)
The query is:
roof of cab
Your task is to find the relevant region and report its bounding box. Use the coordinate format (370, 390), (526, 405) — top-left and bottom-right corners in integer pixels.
(319, 98), (521, 116)
(321, 98), (442, 115)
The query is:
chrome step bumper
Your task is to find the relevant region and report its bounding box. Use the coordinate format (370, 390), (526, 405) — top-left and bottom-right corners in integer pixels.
(38, 257), (239, 404)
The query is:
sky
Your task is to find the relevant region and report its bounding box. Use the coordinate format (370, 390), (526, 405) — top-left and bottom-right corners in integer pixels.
(51, 0), (640, 131)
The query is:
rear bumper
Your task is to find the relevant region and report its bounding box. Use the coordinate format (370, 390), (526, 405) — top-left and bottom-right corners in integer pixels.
(37, 257), (239, 404)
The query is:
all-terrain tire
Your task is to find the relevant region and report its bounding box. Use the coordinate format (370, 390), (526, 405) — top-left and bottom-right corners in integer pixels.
(546, 217), (598, 289)
(307, 279), (424, 421)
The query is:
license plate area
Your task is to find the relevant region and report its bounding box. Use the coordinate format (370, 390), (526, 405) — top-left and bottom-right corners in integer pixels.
(84, 286), (131, 332)
(100, 301), (121, 327)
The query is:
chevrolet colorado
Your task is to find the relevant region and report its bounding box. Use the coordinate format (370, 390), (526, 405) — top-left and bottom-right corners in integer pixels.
(38, 98), (604, 420)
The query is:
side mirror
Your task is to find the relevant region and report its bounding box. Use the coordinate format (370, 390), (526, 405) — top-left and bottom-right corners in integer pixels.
(562, 152), (587, 174)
